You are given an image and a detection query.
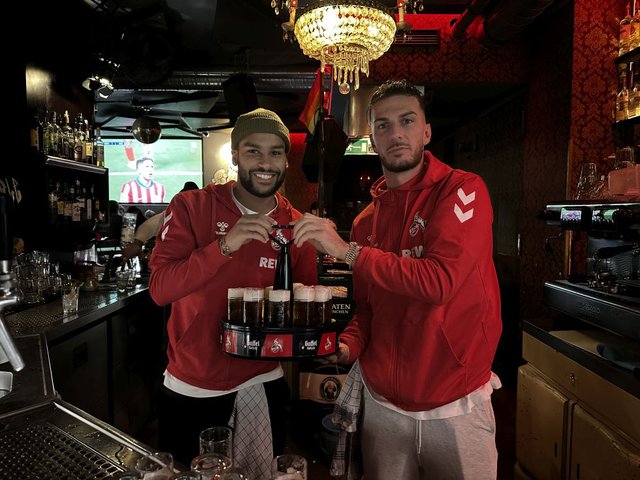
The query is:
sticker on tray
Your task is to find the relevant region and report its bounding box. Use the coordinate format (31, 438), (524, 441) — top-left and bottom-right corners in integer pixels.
(317, 332), (336, 355)
(261, 334), (293, 357)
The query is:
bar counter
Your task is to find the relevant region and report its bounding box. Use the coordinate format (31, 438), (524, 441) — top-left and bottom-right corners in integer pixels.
(6, 281), (151, 342)
(4, 278), (167, 440)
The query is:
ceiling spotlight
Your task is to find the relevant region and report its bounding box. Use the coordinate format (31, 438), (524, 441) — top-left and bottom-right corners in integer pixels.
(82, 55), (120, 98)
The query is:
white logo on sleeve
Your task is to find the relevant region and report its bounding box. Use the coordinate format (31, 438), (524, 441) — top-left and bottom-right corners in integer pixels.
(454, 188), (475, 223)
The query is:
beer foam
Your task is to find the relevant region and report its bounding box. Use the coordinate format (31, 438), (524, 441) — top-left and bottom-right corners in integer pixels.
(243, 287), (265, 301)
(295, 286), (315, 301)
(228, 287), (245, 299)
(314, 285), (332, 302)
(293, 282), (304, 292)
(269, 289), (291, 302)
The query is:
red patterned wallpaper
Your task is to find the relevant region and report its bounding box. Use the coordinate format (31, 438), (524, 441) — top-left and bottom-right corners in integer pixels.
(570, 0), (623, 195)
(370, 14), (527, 84)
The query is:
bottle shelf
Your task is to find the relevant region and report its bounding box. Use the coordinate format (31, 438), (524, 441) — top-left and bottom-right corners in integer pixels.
(45, 155), (107, 175)
(616, 45), (640, 65)
(613, 115), (640, 126)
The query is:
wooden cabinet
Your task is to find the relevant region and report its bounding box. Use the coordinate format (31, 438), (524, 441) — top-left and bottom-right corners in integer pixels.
(570, 405), (640, 479)
(516, 364), (568, 479)
(515, 332), (640, 479)
(49, 322), (109, 421)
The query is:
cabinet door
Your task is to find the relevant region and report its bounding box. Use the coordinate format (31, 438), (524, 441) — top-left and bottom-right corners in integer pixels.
(49, 322), (109, 422)
(570, 405), (640, 480)
(516, 364), (570, 479)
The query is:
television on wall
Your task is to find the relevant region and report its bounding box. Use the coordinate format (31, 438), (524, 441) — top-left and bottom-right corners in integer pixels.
(104, 137), (204, 206)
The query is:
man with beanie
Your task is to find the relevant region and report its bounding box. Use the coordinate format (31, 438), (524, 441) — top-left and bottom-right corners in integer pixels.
(150, 108), (317, 475)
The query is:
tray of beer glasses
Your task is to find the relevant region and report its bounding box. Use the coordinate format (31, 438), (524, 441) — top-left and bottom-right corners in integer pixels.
(221, 285), (339, 360)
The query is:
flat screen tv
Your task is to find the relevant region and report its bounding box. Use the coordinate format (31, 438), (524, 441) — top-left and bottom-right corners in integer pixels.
(104, 137), (203, 205)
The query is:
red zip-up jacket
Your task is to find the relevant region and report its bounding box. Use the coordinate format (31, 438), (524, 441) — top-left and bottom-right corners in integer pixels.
(149, 182), (317, 391)
(340, 152), (502, 411)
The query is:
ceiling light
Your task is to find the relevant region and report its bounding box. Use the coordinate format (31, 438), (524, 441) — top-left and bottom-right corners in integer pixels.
(273, 1), (423, 90)
(82, 55), (120, 98)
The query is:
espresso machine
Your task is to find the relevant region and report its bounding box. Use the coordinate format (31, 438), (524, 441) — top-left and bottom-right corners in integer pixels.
(540, 200), (640, 342)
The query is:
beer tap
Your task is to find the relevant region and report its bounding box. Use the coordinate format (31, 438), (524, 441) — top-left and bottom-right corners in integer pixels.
(0, 196), (24, 372)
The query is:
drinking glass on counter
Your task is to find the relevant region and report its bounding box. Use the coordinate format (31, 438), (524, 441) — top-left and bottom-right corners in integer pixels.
(61, 281), (80, 316)
(135, 451), (174, 480)
(191, 452), (232, 480)
(116, 270), (130, 293)
(270, 454), (307, 479)
(199, 426), (233, 459)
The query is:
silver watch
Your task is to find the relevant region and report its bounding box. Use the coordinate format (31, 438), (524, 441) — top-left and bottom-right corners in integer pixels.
(344, 242), (362, 269)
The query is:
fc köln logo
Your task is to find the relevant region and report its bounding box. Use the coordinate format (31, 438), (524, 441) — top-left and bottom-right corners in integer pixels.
(271, 229), (288, 251)
(409, 212), (426, 237)
(216, 221), (230, 234)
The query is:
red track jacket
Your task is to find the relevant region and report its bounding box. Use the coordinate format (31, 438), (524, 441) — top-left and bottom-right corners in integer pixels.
(149, 182), (317, 391)
(340, 152), (502, 411)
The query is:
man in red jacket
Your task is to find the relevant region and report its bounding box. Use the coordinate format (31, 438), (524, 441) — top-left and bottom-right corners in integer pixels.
(150, 108), (317, 473)
(294, 80), (502, 479)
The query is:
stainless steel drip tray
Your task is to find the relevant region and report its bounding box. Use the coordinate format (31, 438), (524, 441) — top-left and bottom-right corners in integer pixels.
(0, 399), (153, 479)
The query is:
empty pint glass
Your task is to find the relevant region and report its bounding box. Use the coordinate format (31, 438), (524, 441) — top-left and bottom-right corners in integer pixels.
(227, 288), (244, 325)
(293, 286), (315, 326)
(268, 289), (291, 328)
(314, 286), (332, 326)
(243, 287), (264, 326)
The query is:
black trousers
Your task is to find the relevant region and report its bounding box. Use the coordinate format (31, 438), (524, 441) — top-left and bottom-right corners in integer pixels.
(156, 377), (290, 467)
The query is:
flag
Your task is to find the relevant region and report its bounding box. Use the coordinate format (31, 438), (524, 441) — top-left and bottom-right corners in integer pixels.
(299, 68), (324, 135)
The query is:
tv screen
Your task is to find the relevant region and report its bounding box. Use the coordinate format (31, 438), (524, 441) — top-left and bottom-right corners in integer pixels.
(104, 137), (203, 204)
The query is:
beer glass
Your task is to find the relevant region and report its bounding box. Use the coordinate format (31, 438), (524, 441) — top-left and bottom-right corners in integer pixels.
(314, 285), (332, 326)
(243, 288), (265, 326)
(293, 286), (315, 326)
(268, 289), (291, 328)
(227, 288), (245, 325)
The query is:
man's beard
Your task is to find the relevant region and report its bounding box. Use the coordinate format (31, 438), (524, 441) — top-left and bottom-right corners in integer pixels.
(379, 144), (424, 173)
(238, 167), (285, 198)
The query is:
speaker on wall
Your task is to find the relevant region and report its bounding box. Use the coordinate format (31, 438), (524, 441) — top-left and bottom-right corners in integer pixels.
(301, 117), (349, 183)
(223, 74), (259, 123)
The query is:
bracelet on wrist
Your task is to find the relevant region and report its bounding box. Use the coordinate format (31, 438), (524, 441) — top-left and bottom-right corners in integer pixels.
(218, 235), (233, 258)
(344, 242), (362, 269)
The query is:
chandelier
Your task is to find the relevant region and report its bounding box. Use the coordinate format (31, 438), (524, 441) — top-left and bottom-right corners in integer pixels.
(274, 1), (424, 90)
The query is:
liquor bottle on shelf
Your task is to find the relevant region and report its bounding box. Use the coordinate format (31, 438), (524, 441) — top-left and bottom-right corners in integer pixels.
(63, 182), (73, 223)
(631, 0), (640, 50)
(29, 110), (43, 152)
(72, 179), (83, 222)
(620, 3), (633, 56)
(73, 113), (85, 162)
(62, 110), (73, 159)
(616, 65), (630, 122)
(630, 62), (640, 118)
(84, 119), (94, 164)
(48, 181), (59, 224)
(94, 128), (105, 167)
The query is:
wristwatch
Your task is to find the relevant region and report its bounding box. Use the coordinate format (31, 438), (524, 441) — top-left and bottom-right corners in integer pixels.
(344, 242), (362, 269)
(218, 235), (233, 258)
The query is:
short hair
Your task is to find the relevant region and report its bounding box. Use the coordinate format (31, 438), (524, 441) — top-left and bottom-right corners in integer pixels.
(136, 156), (154, 170)
(368, 79), (427, 124)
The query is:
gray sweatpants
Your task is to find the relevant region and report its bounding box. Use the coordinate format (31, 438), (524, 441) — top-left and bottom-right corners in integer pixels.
(361, 388), (498, 480)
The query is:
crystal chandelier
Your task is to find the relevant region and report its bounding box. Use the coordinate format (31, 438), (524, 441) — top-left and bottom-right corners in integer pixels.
(273, 0), (423, 91)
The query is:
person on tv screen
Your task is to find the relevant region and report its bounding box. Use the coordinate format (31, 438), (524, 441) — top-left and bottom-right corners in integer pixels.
(120, 156), (166, 203)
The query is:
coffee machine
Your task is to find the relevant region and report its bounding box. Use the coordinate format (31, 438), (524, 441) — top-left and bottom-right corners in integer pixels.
(540, 200), (640, 342)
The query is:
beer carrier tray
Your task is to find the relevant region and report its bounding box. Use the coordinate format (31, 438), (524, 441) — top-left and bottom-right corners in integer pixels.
(221, 321), (339, 360)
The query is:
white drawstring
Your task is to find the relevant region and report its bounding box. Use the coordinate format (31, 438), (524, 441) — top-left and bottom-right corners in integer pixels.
(416, 419), (422, 455)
